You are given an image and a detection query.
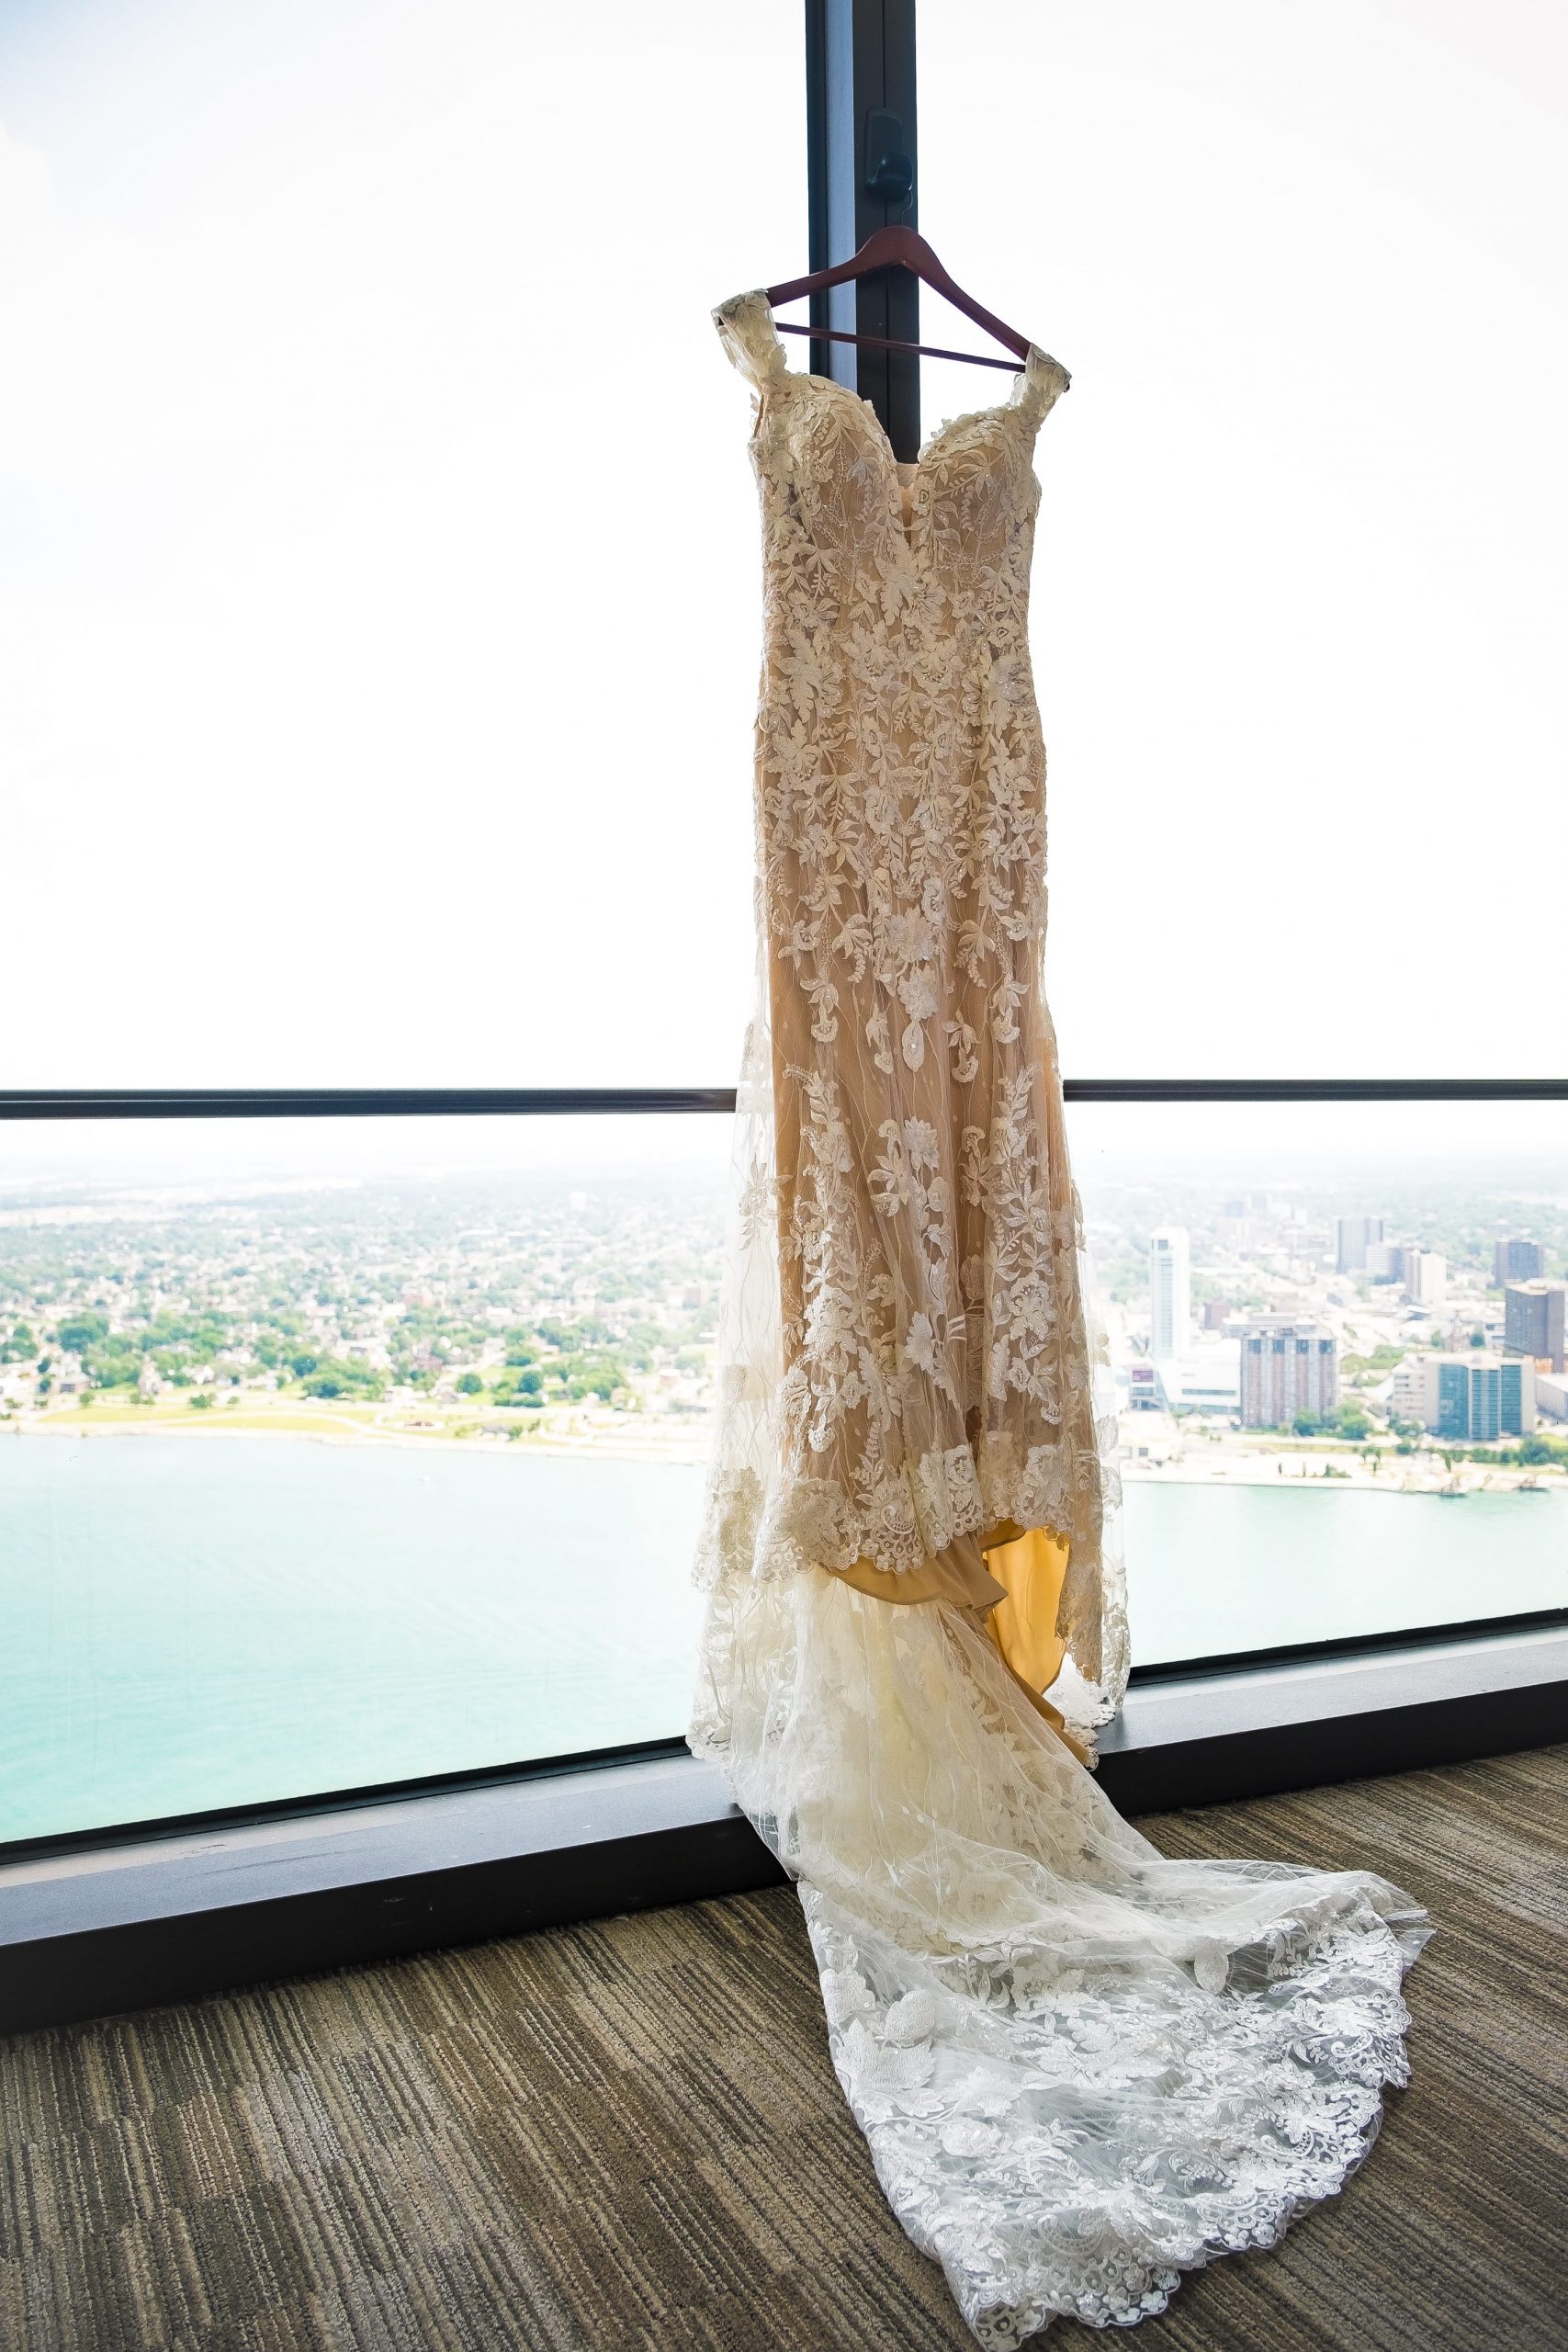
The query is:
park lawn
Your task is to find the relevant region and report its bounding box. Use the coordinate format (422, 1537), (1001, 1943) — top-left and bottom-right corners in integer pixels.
(28, 1399), (400, 1441)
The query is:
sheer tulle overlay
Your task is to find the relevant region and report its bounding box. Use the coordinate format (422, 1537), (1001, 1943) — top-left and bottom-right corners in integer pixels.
(692, 290), (1431, 2340)
(693, 1569), (1430, 2339)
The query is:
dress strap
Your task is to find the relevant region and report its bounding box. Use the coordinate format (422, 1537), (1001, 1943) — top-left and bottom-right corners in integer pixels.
(714, 288), (788, 390)
(1010, 344), (1071, 432)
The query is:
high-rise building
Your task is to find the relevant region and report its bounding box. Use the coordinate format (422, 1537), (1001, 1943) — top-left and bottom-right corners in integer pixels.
(1148, 1227), (1190, 1361)
(1504, 1280), (1567, 1374)
(1495, 1238), (1547, 1285)
(1404, 1250), (1447, 1307)
(1239, 1317), (1338, 1427)
(1389, 1357), (1427, 1425)
(1336, 1215), (1384, 1273)
(1420, 1353), (1536, 1441)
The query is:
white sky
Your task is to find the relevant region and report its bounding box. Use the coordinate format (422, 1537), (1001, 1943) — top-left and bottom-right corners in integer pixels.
(922, 0), (1568, 1079)
(2, 0), (1563, 1094)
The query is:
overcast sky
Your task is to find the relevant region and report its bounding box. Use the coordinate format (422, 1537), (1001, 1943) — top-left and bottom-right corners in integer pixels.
(2, 0), (1563, 1103)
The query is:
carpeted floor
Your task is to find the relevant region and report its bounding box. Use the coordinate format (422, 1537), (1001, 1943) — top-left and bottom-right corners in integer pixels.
(4, 1746), (1566, 2352)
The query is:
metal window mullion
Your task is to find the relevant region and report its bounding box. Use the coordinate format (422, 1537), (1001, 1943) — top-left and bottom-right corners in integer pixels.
(805, 0), (919, 458)
(2, 1080), (1567, 1122)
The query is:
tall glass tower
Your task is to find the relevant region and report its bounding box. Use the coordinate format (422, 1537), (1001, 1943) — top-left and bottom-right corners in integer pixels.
(1148, 1227), (1191, 1362)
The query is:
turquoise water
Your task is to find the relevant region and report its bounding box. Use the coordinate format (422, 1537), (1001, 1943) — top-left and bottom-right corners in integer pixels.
(1123, 1476), (1565, 1659)
(1, 1436), (1563, 1841)
(0, 1437), (706, 1842)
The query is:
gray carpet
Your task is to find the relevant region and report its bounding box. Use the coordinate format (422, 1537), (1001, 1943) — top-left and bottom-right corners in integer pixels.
(4, 1746), (1566, 2351)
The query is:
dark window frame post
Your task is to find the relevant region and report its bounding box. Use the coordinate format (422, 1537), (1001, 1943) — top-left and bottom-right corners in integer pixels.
(805, 0), (920, 458)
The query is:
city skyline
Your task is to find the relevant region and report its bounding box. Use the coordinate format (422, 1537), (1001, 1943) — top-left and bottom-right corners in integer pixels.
(4, 1139), (1564, 1500)
(1126, 1179), (1566, 1453)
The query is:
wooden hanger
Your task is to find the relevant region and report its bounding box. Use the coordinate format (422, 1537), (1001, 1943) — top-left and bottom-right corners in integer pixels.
(766, 223), (1037, 375)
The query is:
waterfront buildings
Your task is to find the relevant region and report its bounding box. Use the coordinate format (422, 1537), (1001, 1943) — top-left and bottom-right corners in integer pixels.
(1495, 1238), (1547, 1284)
(1404, 1250), (1447, 1308)
(1416, 1352), (1536, 1441)
(1148, 1227), (1190, 1361)
(1239, 1317), (1338, 1428)
(1504, 1279), (1567, 1374)
(1336, 1215), (1384, 1274)
(1389, 1357), (1427, 1425)
(1155, 1345), (1242, 1415)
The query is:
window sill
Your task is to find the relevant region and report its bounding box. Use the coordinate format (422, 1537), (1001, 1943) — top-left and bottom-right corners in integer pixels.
(3, 1622), (1564, 2035)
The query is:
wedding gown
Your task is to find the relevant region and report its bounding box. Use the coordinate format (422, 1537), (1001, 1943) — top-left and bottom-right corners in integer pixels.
(691, 288), (1430, 2343)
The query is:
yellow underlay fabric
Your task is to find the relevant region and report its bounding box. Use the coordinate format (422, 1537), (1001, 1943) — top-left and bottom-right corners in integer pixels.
(829, 1520), (1088, 1766)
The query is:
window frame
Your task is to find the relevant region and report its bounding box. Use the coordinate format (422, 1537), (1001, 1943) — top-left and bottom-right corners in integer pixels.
(4, 1071), (1565, 1865)
(2, 1), (1565, 2020)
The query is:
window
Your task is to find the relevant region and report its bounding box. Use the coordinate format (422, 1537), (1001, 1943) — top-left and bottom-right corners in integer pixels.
(920, 0), (1568, 1078)
(5, 2), (1564, 1857)
(1, 0), (802, 1090)
(6, 1094), (1564, 1841)
(0, 1113), (727, 1841)
(1067, 1095), (1568, 1665)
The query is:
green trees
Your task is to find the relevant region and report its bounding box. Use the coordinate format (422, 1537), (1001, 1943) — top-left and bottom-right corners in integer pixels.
(56, 1313), (109, 1356)
(300, 1357), (386, 1401)
(1291, 1403), (1371, 1441)
(553, 1351), (628, 1402)
(536, 1315), (615, 1351)
(83, 1334), (144, 1389)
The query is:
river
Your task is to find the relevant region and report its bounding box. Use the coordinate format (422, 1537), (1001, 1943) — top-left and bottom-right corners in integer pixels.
(2, 1435), (1562, 1840)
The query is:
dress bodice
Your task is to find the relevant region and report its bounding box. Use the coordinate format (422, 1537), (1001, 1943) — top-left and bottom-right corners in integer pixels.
(714, 288), (1069, 610)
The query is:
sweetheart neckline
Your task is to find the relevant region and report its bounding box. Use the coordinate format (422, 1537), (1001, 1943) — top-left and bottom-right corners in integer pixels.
(753, 291), (1042, 469)
(816, 368), (1044, 549)
(747, 291), (1050, 548)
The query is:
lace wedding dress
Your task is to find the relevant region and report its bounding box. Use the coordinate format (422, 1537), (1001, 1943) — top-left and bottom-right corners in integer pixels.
(691, 288), (1430, 2342)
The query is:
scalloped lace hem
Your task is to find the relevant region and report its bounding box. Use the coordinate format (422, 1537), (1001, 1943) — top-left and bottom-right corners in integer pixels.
(807, 1886), (1427, 2343)
(690, 1566), (1431, 2343)
(695, 1431), (1121, 1589)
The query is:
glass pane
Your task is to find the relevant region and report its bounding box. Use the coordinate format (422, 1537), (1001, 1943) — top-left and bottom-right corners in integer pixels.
(0, 1114), (727, 1841)
(0, 1), (802, 1090)
(919, 1), (1568, 1078)
(1067, 1097), (1568, 1665)
(6, 1100), (1564, 1842)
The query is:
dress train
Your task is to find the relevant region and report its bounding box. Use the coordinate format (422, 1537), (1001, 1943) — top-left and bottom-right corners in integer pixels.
(693, 1566), (1429, 2341)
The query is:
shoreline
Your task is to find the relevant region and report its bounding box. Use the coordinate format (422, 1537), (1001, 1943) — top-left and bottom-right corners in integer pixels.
(3, 1411), (1562, 1495)
(1119, 1460), (1565, 1497)
(1, 1410), (710, 1469)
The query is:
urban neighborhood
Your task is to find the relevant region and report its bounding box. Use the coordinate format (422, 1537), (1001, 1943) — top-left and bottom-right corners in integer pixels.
(2, 1152), (1565, 1497)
